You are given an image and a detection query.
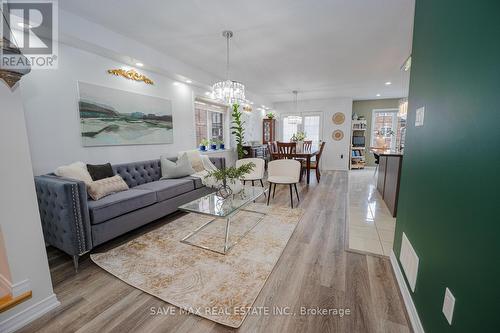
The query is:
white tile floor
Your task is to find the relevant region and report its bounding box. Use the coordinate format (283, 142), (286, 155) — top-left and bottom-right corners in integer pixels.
(347, 167), (396, 256)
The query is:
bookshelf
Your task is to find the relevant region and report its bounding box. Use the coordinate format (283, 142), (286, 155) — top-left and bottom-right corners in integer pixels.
(350, 120), (367, 169)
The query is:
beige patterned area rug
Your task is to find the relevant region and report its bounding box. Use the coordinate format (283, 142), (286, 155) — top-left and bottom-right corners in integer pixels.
(90, 203), (304, 328)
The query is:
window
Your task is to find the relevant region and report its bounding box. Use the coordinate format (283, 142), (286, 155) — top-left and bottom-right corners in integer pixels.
(282, 113), (322, 146)
(303, 115), (321, 146)
(194, 100), (227, 146)
(282, 116), (299, 142)
(371, 109), (398, 150)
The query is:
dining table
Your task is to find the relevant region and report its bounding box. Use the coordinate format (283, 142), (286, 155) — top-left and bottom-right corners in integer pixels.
(271, 148), (319, 185)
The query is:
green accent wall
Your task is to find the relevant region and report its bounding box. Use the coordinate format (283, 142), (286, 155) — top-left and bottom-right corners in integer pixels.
(393, 0), (500, 332)
(352, 99), (400, 165)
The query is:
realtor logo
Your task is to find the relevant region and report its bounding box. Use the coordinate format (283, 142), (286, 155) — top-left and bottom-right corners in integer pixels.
(1, 0), (58, 69)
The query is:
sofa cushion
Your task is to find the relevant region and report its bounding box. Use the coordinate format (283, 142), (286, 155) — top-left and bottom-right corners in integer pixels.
(134, 179), (195, 202)
(88, 189), (157, 225)
(183, 176), (204, 189)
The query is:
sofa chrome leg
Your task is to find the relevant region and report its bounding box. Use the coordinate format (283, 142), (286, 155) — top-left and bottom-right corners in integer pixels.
(72, 255), (79, 273)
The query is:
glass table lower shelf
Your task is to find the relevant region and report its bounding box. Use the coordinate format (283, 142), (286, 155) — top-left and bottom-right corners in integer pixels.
(178, 186), (267, 254)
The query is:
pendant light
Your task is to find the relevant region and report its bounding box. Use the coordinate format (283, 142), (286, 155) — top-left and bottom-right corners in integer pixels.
(288, 90), (302, 124)
(212, 30), (248, 105)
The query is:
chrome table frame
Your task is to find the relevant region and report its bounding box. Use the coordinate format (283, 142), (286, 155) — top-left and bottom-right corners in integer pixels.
(180, 190), (267, 255)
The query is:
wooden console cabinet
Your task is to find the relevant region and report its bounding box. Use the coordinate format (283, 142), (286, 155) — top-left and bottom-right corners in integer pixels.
(262, 119), (276, 144)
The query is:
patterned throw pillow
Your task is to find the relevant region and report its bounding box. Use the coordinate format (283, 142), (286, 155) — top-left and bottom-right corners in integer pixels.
(179, 150), (204, 173)
(87, 175), (129, 200)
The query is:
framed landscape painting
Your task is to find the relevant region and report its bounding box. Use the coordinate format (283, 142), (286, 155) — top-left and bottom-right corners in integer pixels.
(78, 82), (173, 146)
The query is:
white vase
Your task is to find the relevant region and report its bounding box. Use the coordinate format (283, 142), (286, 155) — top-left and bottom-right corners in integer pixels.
(296, 141), (304, 153)
(227, 179), (243, 194)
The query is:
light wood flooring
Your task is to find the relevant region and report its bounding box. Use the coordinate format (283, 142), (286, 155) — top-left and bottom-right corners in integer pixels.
(19, 171), (411, 333)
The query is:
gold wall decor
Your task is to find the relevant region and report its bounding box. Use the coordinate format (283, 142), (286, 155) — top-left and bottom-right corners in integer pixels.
(332, 112), (345, 125)
(107, 69), (154, 85)
(332, 129), (344, 141)
(242, 105), (253, 112)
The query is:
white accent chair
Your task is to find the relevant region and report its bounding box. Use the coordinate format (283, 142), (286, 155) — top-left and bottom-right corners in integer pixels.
(266, 159), (301, 208)
(236, 158), (266, 193)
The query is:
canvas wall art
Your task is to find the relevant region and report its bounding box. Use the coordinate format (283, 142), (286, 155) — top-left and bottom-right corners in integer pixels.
(78, 82), (173, 146)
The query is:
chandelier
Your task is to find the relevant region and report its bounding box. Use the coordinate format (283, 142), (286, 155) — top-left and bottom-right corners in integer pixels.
(212, 30), (248, 105)
(288, 90), (302, 124)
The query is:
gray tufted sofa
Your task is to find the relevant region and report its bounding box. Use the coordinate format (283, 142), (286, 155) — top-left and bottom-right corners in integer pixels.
(34, 157), (225, 271)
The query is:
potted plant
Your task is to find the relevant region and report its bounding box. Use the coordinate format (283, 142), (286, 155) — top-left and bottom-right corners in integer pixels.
(205, 162), (255, 196)
(231, 103), (245, 159)
(217, 139), (225, 150)
(199, 138), (209, 151)
(292, 131), (306, 152)
(266, 112), (275, 119)
(210, 139), (218, 150)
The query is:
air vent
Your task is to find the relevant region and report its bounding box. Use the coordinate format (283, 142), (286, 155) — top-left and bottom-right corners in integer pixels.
(399, 232), (419, 292)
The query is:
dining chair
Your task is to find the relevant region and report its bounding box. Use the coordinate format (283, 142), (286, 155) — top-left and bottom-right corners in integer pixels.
(373, 152), (380, 176)
(236, 158), (266, 190)
(301, 141), (326, 182)
(267, 141), (277, 161)
(276, 142), (296, 159)
(266, 159), (301, 208)
(303, 140), (313, 151)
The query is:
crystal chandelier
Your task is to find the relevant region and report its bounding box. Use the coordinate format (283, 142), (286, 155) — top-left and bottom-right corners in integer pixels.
(288, 90), (302, 124)
(212, 30), (248, 105)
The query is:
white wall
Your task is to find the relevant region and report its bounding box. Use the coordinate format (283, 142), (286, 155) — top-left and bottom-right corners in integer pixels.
(21, 49), (267, 176)
(273, 97), (352, 170)
(21, 44), (203, 175)
(0, 84), (59, 332)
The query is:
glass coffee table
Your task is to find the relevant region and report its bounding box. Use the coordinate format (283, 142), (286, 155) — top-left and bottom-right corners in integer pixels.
(178, 186), (267, 254)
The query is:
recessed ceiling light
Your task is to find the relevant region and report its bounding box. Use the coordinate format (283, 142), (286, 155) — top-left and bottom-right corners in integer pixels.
(376, 93), (381, 97)
(173, 82), (180, 86)
(135, 62), (144, 67)
(186, 80), (192, 83)
(205, 91), (211, 96)
(385, 81), (392, 85)
(17, 22), (32, 29)
(249, 101), (254, 105)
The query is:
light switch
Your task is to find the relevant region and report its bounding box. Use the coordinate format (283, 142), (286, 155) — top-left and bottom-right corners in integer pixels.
(442, 287), (455, 325)
(415, 106), (425, 127)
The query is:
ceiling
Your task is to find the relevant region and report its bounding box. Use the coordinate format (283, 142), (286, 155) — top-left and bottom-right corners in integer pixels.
(60, 0), (414, 102)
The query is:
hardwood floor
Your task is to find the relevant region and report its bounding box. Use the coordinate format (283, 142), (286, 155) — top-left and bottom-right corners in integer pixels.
(19, 171), (411, 333)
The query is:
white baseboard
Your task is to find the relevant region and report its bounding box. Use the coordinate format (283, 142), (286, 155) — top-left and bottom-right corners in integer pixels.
(11, 279), (30, 298)
(0, 274), (10, 296)
(0, 275), (31, 298)
(390, 250), (425, 333)
(0, 293), (60, 333)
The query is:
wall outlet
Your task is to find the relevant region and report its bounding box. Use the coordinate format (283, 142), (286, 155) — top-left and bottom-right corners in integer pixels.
(442, 287), (455, 325)
(415, 106), (425, 126)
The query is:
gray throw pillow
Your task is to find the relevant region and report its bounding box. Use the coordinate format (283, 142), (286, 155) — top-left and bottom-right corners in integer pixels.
(161, 153), (195, 179)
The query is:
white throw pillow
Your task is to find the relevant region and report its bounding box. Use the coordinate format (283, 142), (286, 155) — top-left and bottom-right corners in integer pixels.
(54, 161), (93, 185)
(87, 175), (129, 200)
(178, 150), (204, 173)
(161, 153), (195, 179)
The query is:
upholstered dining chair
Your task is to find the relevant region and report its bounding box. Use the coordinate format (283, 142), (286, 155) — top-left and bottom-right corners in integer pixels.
(267, 159), (301, 208)
(236, 158), (266, 189)
(276, 142), (296, 159)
